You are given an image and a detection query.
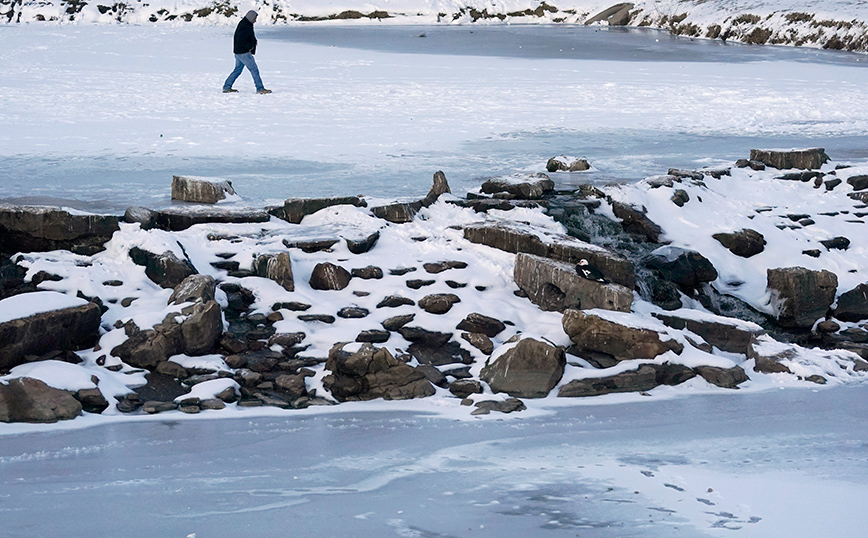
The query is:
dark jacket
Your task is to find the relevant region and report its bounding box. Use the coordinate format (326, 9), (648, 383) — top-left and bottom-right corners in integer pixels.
(233, 18), (257, 54)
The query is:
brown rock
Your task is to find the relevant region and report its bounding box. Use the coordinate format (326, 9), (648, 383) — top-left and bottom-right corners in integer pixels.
(767, 267), (837, 328)
(0, 378), (81, 423)
(562, 310), (684, 363)
(480, 338), (565, 398)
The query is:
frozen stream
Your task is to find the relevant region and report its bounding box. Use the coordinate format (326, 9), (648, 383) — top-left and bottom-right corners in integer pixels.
(3, 24), (868, 212)
(2, 385), (867, 537)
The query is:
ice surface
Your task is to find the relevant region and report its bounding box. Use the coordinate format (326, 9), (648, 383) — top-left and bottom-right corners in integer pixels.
(2, 25), (868, 211)
(2, 385), (867, 537)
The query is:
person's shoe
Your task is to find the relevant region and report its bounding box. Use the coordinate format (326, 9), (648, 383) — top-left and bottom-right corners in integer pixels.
(223, 88), (238, 93)
(257, 89), (272, 94)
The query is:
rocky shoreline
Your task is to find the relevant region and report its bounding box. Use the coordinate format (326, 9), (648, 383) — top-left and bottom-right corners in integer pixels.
(2, 147), (868, 424)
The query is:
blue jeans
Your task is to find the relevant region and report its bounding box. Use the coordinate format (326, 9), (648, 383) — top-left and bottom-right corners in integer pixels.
(223, 53), (264, 91)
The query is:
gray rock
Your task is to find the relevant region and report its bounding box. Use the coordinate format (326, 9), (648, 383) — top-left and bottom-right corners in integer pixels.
(562, 309), (684, 363)
(820, 236), (850, 250)
(671, 189), (690, 207)
(585, 3), (634, 26)
(323, 343), (435, 401)
(272, 196), (367, 224)
(418, 293), (461, 314)
(282, 238), (339, 253)
(449, 379), (483, 398)
(356, 330), (391, 343)
(847, 175), (868, 191)
(129, 247), (197, 289)
(406, 279), (435, 289)
(309, 262), (352, 291)
(652, 312), (763, 354)
(461, 332), (494, 355)
(546, 156), (591, 172)
(268, 332), (306, 348)
(371, 201), (423, 223)
(171, 175), (235, 204)
(377, 295), (415, 308)
(767, 267), (837, 328)
(0, 300), (101, 372)
(558, 365), (660, 397)
(456, 313), (505, 337)
(421, 171), (452, 207)
(152, 207), (269, 231)
(749, 148), (830, 170)
(351, 266), (384, 279)
(836, 283), (868, 322)
(0, 378), (81, 423)
(168, 274), (216, 305)
(416, 364), (448, 387)
(180, 301), (223, 355)
(514, 253), (633, 313)
(381, 314), (415, 331)
(423, 260), (468, 274)
(611, 202), (664, 243)
(0, 204), (119, 256)
(644, 246), (718, 291)
(74, 387), (109, 414)
(338, 306), (370, 319)
(274, 374), (308, 398)
(473, 398), (526, 414)
(712, 229), (766, 258)
(694, 365), (749, 388)
(464, 222), (636, 289)
(480, 338), (565, 398)
(480, 173), (555, 200)
(346, 231), (380, 254)
(255, 252), (294, 292)
(142, 401), (179, 414)
(155, 360), (188, 378)
(123, 206), (156, 230)
(200, 398), (226, 410)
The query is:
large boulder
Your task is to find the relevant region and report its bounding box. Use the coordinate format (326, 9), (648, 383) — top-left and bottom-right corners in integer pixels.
(0, 378), (82, 423)
(643, 246), (718, 291)
(255, 252), (294, 292)
(464, 221), (635, 289)
(171, 175), (236, 204)
(712, 229), (766, 258)
(835, 283), (868, 322)
(0, 204), (119, 255)
(514, 253), (633, 313)
(322, 343), (435, 401)
(652, 310), (764, 354)
(767, 267), (837, 328)
(480, 338), (565, 398)
(0, 292), (101, 371)
(749, 148), (830, 170)
(271, 196), (367, 224)
(129, 247), (197, 289)
(111, 300), (222, 368)
(562, 309), (683, 363)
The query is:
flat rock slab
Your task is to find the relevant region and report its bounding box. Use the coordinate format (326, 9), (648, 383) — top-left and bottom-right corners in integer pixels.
(272, 196), (367, 224)
(0, 296), (101, 371)
(749, 148), (830, 170)
(514, 253), (633, 313)
(152, 207), (269, 231)
(0, 204), (119, 255)
(652, 310), (764, 354)
(464, 221), (635, 289)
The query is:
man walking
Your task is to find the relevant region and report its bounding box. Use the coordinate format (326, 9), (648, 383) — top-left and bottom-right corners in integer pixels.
(223, 10), (271, 94)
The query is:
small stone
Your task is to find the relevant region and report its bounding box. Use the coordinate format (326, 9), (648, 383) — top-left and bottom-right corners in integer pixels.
(356, 330), (391, 343)
(200, 398), (226, 410)
(298, 314), (336, 324)
(351, 266), (384, 279)
(377, 295), (415, 308)
(272, 301), (311, 312)
(337, 306), (370, 319)
(406, 279), (435, 289)
(418, 294), (461, 315)
(382, 314), (415, 331)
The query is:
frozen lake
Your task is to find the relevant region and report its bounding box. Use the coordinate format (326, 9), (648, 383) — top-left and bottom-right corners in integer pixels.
(3, 24), (868, 212)
(2, 384), (867, 537)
